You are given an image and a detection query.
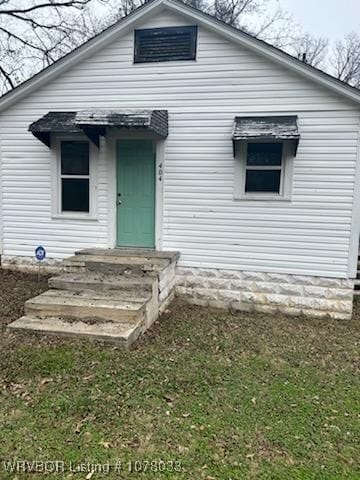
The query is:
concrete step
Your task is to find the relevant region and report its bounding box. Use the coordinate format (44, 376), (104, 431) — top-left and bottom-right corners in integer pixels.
(25, 289), (147, 323)
(38, 288), (151, 302)
(76, 248), (180, 262)
(64, 254), (170, 274)
(49, 272), (154, 293)
(7, 316), (143, 346)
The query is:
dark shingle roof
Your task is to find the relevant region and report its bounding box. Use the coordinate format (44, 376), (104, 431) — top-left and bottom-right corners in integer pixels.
(76, 110), (168, 138)
(29, 111), (79, 132)
(233, 116), (300, 141)
(29, 110), (168, 146)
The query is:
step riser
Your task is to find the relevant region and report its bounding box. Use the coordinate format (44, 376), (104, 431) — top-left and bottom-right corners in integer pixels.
(143, 279), (159, 329)
(85, 262), (161, 274)
(49, 278), (152, 294)
(64, 265), (86, 274)
(75, 248), (179, 262)
(25, 302), (143, 323)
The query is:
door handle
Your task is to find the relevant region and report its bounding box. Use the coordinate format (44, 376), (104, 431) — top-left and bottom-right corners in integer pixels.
(117, 193), (122, 206)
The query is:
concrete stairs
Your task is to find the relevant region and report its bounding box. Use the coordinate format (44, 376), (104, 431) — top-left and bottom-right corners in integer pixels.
(8, 249), (179, 346)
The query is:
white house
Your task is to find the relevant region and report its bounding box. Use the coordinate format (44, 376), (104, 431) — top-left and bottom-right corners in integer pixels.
(1, 0), (360, 323)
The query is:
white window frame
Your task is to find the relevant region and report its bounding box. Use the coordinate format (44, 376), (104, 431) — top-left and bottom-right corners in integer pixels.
(51, 134), (98, 220)
(234, 139), (295, 201)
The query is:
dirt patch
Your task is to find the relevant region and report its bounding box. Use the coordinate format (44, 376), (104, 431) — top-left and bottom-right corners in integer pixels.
(0, 269), (48, 330)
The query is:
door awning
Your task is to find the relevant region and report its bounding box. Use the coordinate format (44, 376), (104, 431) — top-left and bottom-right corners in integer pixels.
(29, 110), (169, 147)
(232, 115), (300, 154)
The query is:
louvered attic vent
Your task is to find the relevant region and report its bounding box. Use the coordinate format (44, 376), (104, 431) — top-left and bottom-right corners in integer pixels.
(134, 26), (197, 63)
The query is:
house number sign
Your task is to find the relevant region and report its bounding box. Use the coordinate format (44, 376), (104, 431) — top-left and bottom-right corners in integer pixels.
(35, 245), (46, 282)
(35, 245), (46, 261)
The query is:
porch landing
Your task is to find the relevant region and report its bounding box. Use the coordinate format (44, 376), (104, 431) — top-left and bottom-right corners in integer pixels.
(8, 249), (179, 347)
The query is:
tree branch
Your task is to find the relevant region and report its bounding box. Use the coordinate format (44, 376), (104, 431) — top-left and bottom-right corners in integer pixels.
(0, 64), (15, 88)
(0, 0), (91, 15)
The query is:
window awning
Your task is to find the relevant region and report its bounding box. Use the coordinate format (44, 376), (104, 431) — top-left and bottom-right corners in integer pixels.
(29, 112), (80, 147)
(232, 115), (300, 154)
(29, 110), (169, 147)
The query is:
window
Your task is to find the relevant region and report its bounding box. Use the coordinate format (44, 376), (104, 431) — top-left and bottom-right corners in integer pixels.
(60, 141), (90, 213)
(134, 26), (197, 63)
(245, 143), (283, 194)
(234, 141), (294, 200)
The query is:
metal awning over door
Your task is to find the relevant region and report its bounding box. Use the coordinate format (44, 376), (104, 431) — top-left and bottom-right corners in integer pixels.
(29, 109), (169, 147)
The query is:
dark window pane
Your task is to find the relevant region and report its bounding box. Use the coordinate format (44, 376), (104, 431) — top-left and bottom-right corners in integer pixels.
(247, 143), (283, 166)
(245, 169), (281, 193)
(61, 141), (89, 175)
(61, 178), (89, 212)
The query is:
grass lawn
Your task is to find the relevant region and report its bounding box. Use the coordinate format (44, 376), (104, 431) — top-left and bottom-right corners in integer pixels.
(0, 270), (359, 479)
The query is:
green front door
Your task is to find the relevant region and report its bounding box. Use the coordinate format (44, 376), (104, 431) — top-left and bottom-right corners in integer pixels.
(116, 139), (155, 248)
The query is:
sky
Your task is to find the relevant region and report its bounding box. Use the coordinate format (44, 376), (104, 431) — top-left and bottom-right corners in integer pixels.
(279, 0), (360, 40)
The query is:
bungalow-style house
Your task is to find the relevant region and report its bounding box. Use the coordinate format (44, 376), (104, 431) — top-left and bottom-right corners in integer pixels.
(1, 0), (360, 343)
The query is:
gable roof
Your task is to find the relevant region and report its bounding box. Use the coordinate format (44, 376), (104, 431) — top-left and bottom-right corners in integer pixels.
(0, 0), (359, 112)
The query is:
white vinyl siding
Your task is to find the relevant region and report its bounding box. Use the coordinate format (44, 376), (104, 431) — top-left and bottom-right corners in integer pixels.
(0, 9), (359, 278)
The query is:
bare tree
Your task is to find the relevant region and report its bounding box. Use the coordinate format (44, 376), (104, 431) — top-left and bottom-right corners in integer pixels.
(291, 33), (329, 68)
(207, 0), (302, 56)
(212, 0), (260, 27)
(0, 0), (93, 91)
(250, 7), (297, 49)
(181, 0), (207, 10)
(113, 0), (147, 17)
(331, 32), (360, 88)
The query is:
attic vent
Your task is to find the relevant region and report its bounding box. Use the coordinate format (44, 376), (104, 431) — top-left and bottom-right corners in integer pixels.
(134, 26), (197, 63)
